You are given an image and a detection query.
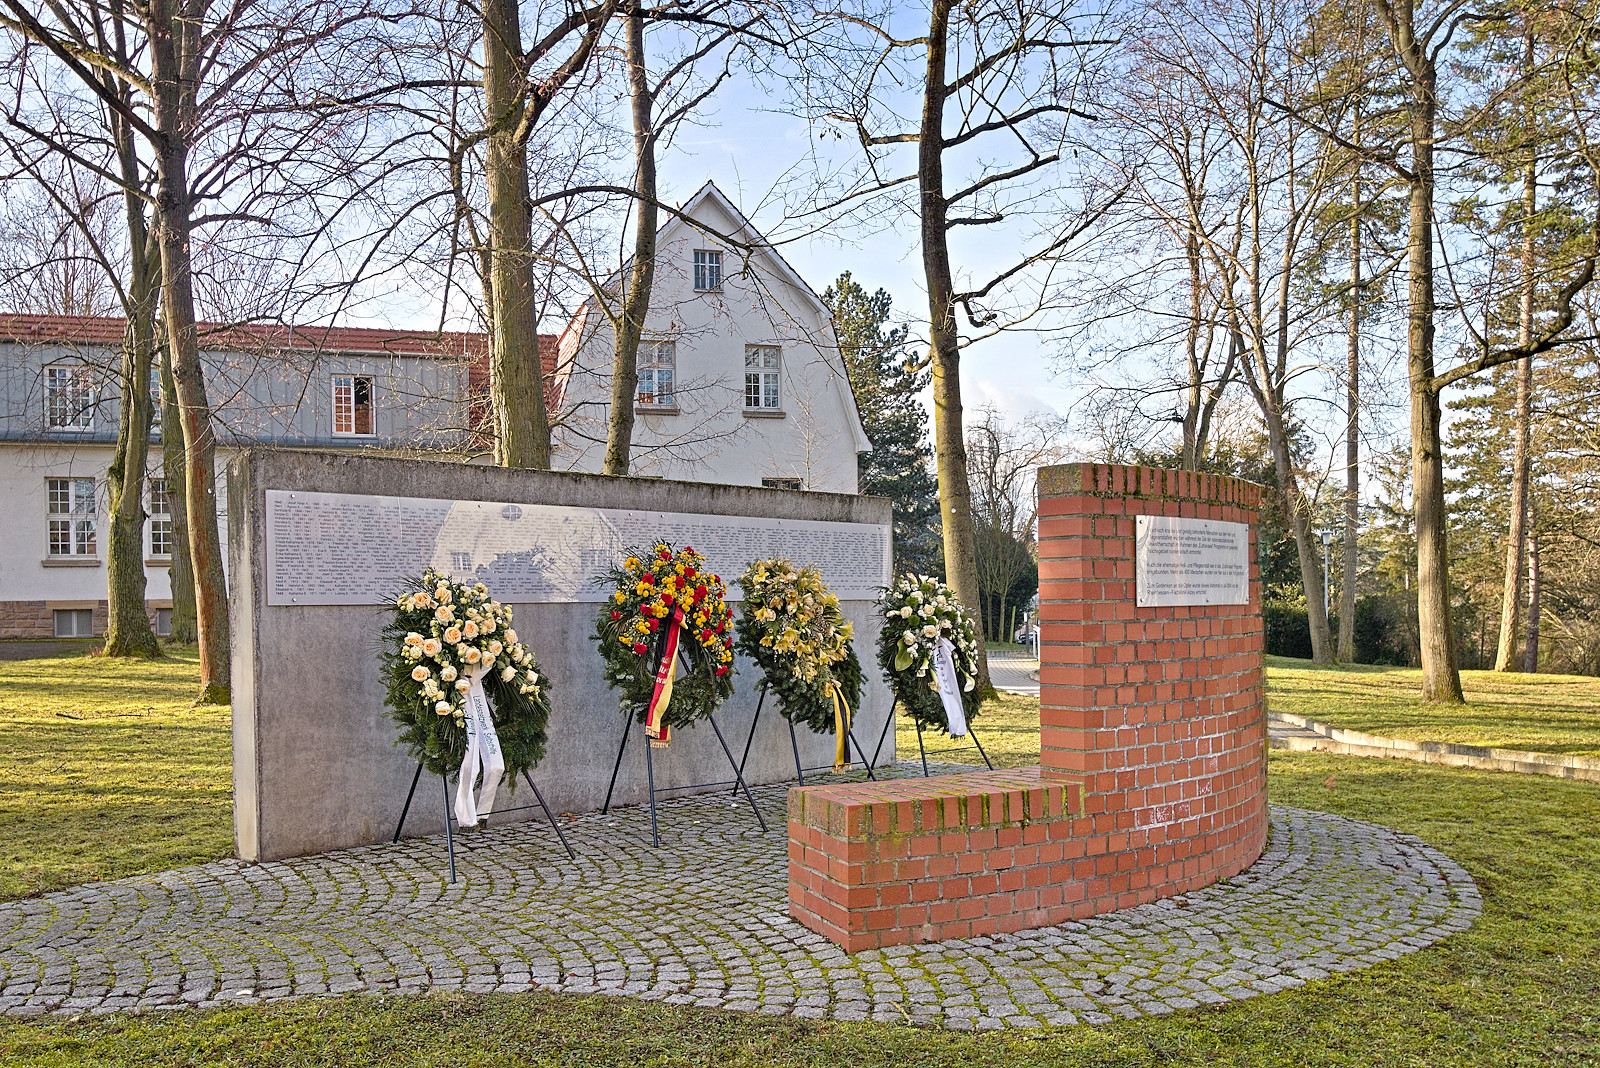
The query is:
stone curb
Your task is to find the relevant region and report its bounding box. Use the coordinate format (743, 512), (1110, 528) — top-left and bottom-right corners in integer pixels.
(1269, 712), (1600, 783)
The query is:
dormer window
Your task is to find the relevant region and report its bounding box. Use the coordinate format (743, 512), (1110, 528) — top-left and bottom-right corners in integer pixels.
(332, 374), (374, 436)
(693, 249), (722, 291)
(636, 341), (676, 409)
(45, 363), (95, 431)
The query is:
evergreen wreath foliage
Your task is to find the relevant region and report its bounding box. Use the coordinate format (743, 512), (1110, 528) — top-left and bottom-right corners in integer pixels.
(593, 542), (736, 729)
(380, 569), (551, 780)
(735, 558), (862, 735)
(876, 573), (983, 735)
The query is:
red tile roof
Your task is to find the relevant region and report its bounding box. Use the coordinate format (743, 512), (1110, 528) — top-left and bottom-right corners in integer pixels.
(0, 313), (492, 359)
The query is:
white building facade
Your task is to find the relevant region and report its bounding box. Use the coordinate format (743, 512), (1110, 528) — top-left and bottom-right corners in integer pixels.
(0, 317), (481, 639)
(552, 182), (870, 492)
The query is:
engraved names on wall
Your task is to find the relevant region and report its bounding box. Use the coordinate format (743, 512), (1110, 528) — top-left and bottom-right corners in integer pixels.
(1134, 516), (1250, 608)
(265, 490), (892, 607)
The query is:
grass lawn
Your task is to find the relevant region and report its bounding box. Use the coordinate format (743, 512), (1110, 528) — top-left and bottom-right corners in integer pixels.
(0, 646), (232, 901)
(0, 652), (1597, 1064)
(1267, 655), (1600, 757)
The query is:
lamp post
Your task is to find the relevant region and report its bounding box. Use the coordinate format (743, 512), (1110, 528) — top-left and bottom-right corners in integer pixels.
(1318, 529), (1333, 623)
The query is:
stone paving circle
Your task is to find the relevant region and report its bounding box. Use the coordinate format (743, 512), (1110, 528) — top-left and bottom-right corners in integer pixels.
(0, 764), (1481, 1028)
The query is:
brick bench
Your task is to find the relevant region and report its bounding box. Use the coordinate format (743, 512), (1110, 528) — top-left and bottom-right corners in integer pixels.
(787, 767), (1086, 952)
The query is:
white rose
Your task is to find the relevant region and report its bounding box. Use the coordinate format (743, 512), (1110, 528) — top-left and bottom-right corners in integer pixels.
(504, 628), (517, 644)
(480, 617), (496, 634)
(463, 646), (482, 664)
(421, 638), (442, 658)
(440, 665), (458, 683)
(404, 632), (423, 647)
(463, 620), (479, 640)
(411, 666), (430, 682)
(488, 640), (503, 656)
(455, 678), (471, 693)
(899, 606), (914, 618)
(501, 666), (517, 681)
(423, 680), (440, 697)
(922, 624), (939, 638)
(434, 700), (452, 715)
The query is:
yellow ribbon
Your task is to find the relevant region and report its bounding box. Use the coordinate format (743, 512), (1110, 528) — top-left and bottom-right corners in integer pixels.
(828, 680), (852, 772)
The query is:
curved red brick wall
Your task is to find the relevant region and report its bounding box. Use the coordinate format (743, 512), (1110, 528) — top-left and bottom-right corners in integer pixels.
(1036, 463), (1267, 914)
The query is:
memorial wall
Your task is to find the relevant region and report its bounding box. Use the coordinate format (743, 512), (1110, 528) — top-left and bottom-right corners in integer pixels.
(230, 449), (895, 862)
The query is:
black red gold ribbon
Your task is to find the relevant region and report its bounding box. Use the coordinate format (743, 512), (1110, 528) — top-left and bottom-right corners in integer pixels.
(644, 608), (686, 747)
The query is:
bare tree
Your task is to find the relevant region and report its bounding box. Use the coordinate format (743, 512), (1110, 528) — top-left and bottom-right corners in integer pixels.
(794, 0), (1120, 691)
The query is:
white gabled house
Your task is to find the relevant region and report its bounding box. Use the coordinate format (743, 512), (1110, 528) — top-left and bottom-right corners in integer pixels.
(551, 181), (871, 493)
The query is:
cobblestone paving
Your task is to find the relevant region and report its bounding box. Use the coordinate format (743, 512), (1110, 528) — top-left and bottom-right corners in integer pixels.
(0, 767), (1480, 1028)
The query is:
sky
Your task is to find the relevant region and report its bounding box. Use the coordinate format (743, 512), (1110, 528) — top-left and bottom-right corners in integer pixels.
(638, 74), (1085, 428)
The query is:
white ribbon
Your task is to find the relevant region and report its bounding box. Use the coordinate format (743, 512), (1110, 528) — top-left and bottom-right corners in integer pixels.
(931, 637), (968, 738)
(453, 666), (505, 827)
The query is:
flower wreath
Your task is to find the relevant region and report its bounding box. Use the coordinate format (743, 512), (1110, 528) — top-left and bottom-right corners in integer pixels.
(380, 568), (551, 779)
(594, 542), (736, 745)
(736, 558), (863, 767)
(877, 574), (982, 735)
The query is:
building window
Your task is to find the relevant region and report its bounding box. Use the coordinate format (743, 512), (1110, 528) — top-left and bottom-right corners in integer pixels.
(149, 368), (162, 432)
(47, 478), (97, 557)
(45, 363), (95, 430)
(53, 608), (94, 638)
(693, 249), (722, 291)
(637, 341), (676, 408)
(154, 608), (173, 637)
(744, 346), (781, 410)
(148, 478), (173, 557)
(762, 477), (803, 491)
(451, 551), (472, 571)
(332, 375), (374, 436)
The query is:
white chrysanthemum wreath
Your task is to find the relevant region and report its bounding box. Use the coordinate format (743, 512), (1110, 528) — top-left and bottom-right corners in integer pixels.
(876, 574), (982, 735)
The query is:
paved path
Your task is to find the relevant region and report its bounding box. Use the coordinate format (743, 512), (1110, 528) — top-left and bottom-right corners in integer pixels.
(0, 766), (1479, 1028)
(987, 651), (1039, 695)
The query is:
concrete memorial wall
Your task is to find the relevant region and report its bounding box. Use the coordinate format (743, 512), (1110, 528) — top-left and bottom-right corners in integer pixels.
(229, 449), (894, 862)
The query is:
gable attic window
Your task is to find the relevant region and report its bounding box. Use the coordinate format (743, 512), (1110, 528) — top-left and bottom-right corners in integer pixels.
(45, 363), (95, 431)
(332, 374), (375, 436)
(693, 249), (722, 291)
(636, 341), (676, 409)
(744, 345), (781, 412)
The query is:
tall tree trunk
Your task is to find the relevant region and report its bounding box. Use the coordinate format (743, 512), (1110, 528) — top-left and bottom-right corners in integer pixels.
(101, 70), (160, 659)
(1340, 179), (1360, 664)
(603, 6), (658, 477)
(1384, 0), (1462, 702)
(1494, 137), (1538, 671)
(102, 289), (160, 658)
(1181, 231), (1203, 469)
(483, 0), (552, 469)
(919, 0), (989, 693)
(160, 338), (197, 643)
(1523, 519), (1540, 673)
(151, 0), (229, 702)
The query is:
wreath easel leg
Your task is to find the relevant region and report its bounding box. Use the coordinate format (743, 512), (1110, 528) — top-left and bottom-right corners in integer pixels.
(732, 682), (768, 795)
(787, 717), (806, 785)
(844, 725), (878, 781)
(521, 771), (577, 860)
(644, 731), (662, 848)
(969, 727), (995, 770)
(602, 714), (631, 814)
(708, 713), (768, 833)
(392, 762), (425, 844)
(869, 703), (895, 770)
(441, 773), (458, 883)
(915, 720), (930, 777)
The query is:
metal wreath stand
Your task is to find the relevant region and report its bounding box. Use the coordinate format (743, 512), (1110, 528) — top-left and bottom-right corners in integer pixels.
(732, 679), (880, 788)
(391, 760), (577, 884)
(599, 627), (768, 848)
(866, 697), (994, 777)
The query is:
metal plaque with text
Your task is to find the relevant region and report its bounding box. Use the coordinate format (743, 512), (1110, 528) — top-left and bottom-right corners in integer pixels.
(264, 489), (892, 607)
(1134, 515), (1250, 607)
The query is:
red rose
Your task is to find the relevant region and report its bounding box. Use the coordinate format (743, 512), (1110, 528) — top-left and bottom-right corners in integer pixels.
(663, 592), (675, 606)
(647, 619), (660, 632)
(684, 567), (697, 579)
(716, 665), (729, 676)
(694, 584), (707, 600)
(611, 610), (623, 620)
(641, 573), (654, 584)
(659, 550), (672, 561)
(684, 545), (695, 554)
(715, 620), (726, 633)
(632, 642), (648, 655)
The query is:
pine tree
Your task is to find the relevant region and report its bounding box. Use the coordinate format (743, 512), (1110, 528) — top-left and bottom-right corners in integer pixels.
(822, 272), (943, 578)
